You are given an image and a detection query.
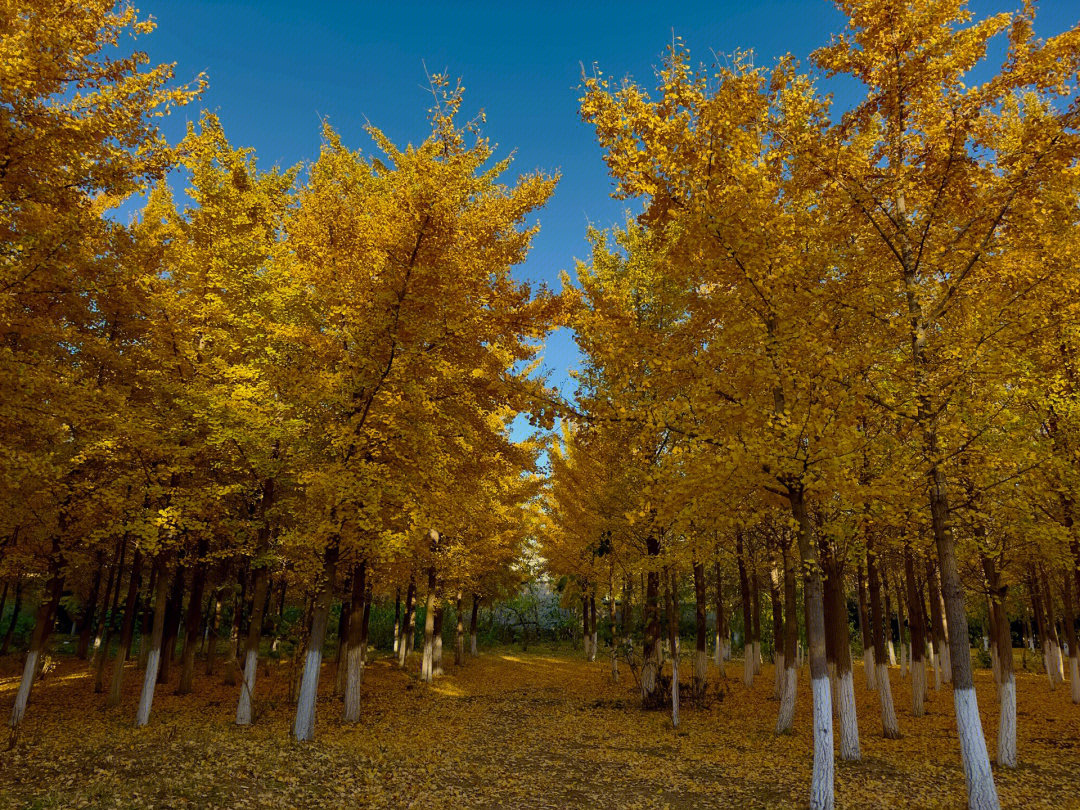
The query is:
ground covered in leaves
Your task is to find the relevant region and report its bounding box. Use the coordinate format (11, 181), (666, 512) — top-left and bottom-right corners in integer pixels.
(1, 647), (1078, 808)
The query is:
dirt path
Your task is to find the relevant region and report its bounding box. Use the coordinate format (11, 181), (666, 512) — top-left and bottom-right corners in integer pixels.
(1, 648), (1078, 808)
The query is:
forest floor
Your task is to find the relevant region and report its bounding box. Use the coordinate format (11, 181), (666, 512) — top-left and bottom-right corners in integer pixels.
(0, 646), (1078, 809)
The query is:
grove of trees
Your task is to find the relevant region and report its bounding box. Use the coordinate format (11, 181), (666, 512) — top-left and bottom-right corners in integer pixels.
(4, 2), (1080, 810)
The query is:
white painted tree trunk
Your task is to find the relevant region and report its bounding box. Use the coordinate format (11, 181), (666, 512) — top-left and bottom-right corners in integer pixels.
(293, 647), (322, 740)
(941, 642), (952, 683)
(235, 649), (258, 725)
(954, 687), (1000, 808)
(743, 650), (754, 687)
(9, 650), (39, 732)
(810, 677), (834, 810)
(776, 665), (797, 733)
(134, 648), (160, 727)
(863, 647), (876, 690)
(900, 642), (908, 679)
(876, 663), (900, 738)
(836, 670), (860, 761)
(996, 677), (1016, 768)
(887, 639), (896, 667)
(774, 652), (785, 700)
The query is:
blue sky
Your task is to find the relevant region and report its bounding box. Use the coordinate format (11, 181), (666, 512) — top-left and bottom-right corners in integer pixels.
(133, 0), (1077, 407)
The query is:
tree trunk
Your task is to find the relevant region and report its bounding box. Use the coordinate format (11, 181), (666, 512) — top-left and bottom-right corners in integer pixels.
(392, 588), (401, 655)
(135, 555), (171, 727)
(236, 561), (271, 724)
(1061, 570), (1080, 705)
(827, 552), (860, 761)
(925, 558), (946, 690)
(343, 561), (367, 723)
(89, 545), (121, 689)
(714, 561), (727, 673)
(8, 550), (63, 739)
(421, 565), (438, 683)
(178, 555), (208, 695)
(454, 591), (465, 666)
(788, 487), (833, 810)
(905, 546), (927, 716)
(867, 538), (900, 738)
(157, 563), (185, 686)
(776, 543), (799, 734)
(138, 564), (157, 669)
(399, 577), (415, 667)
(433, 604), (444, 675)
(769, 563), (784, 700)
(589, 593), (598, 661)
(641, 535), (662, 706)
(1, 578), (23, 655)
(737, 531), (754, 687)
(667, 567), (680, 728)
(76, 560), (103, 660)
(293, 541), (338, 741)
(223, 567), (245, 686)
(205, 588), (222, 676)
(93, 540), (128, 694)
(693, 561), (707, 699)
(334, 570), (353, 698)
(108, 551), (143, 707)
(983, 556), (1015, 767)
(1039, 571), (1064, 687)
(470, 594), (480, 656)
(856, 562), (875, 690)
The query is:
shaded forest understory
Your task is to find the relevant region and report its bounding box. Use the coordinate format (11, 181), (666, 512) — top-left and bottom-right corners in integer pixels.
(1, 649), (1076, 809)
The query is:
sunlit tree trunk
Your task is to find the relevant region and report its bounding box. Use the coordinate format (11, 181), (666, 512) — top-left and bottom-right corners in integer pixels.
(9, 545), (63, 739)
(293, 541), (338, 741)
(788, 488), (833, 810)
(421, 561), (438, 683)
(135, 555), (171, 727)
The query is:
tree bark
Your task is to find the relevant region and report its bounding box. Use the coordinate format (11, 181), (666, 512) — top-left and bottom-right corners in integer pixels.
(776, 543), (799, 734)
(421, 562), (438, 683)
(867, 538), (900, 738)
(1, 577), (23, 655)
(470, 593), (480, 656)
(788, 487), (833, 810)
(178, 554), (208, 695)
(343, 561), (367, 723)
(9, 548), (63, 739)
(667, 567), (680, 728)
(905, 546), (927, 716)
(982, 556), (1015, 767)
(737, 531), (754, 687)
(135, 555), (171, 727)
(76, 559), (103, 660)
(399, 577), (415, 667)
(292, 541), (338, 741)
(693, 561), (708, 699)
(454, 591), (465, 666)
(235, 559), (271, 724)
(856, 562), (875, 690)
(108, 550), (143, 707)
